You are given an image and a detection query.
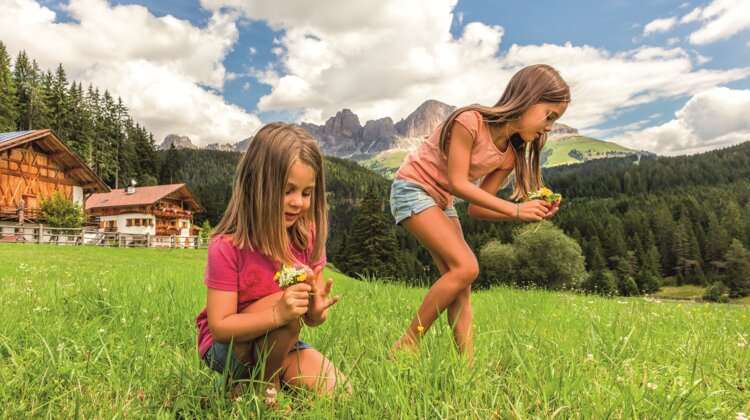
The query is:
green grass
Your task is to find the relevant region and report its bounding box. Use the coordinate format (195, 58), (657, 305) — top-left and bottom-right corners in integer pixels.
(2, 244), (749, 417)
(358, 150), (408, 179)
(544, 136), (636, 167)
(652, 285), (707, 301)
(358, 137), (638, 177)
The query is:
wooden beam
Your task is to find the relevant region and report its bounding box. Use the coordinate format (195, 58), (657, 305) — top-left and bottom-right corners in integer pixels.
(65, 167), (85, 177)
(0, 168), (77, 186)
(48, 152), (68, 161)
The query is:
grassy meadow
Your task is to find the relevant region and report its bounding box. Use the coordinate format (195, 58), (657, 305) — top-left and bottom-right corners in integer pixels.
(1, 243), (749, 418)
(543, 136), (635, 167)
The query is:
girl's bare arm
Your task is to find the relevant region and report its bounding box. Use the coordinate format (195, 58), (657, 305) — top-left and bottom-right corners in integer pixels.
(446, 123), (549, 221)
(206, 283), (311, 343)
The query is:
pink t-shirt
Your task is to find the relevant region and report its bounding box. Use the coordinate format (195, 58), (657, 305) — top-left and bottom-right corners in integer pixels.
(195, 234), (326, 357)
(395, 110), (516, 209)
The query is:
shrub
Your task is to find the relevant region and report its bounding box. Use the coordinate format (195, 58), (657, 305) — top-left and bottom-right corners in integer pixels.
(512, 222), (587, 290)
(478, 240), (516, 288)
(39, 191), (86, 228)
(583, 269), (618, 296)
(703, 281), (729, 303)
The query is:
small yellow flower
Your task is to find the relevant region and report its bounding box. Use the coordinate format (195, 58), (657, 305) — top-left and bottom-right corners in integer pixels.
(417, 325), (425, 334)
(298, 273), (307, 282)
(540, 187), (552, 197)
(273, 272), (280, 281)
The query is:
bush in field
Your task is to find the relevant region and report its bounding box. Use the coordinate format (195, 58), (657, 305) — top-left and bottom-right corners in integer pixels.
(618, 275), (640, 296)
(478, 222), (586, 290)
(39, 191), (86, 228)
(477, 240), (516, 288)
(703, 281), (730, 303)
(582, 269), (618, 296)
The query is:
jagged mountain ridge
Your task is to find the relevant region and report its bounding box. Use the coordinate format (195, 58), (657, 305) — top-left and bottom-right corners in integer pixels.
(158, 100), (596, 159)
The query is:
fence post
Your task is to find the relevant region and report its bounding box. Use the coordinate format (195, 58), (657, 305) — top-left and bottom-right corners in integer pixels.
(146, 233), (151, 248)
(38, 224), (44, 244)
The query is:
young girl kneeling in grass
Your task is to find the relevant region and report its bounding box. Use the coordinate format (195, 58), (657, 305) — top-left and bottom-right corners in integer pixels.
(390, 64), (570, 359)
(195, 123), (347, 401)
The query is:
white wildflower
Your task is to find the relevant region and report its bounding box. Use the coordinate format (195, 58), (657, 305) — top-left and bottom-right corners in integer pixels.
(585, 353), (595, 363)
(647, 382), (657, 390)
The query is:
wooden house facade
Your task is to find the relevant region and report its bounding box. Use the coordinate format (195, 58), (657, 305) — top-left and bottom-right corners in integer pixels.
(0, 130), (109, 224)
(85, 184), (205, 237)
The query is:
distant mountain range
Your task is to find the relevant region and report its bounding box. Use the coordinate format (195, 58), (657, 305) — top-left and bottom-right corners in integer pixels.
(158, 99), (648, 173)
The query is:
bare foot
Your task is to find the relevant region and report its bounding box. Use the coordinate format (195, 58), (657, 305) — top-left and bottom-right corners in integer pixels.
(388, 333), (419, 360)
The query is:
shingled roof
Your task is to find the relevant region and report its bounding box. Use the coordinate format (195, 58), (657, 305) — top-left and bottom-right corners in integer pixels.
(85, 184), (205, 213)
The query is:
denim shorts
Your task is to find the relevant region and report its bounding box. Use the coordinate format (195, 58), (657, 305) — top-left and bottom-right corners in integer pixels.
(202, 339), (313, 380)
(390, 179), (458, 224)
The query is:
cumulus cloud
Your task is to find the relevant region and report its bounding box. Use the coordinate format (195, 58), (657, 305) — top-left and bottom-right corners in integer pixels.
(0, 0), (262, 144)
(680, 0), (750, 45)
(607, 87), (750, 155)
(643, 17), (677, 36)
(200, 0), (749, 138)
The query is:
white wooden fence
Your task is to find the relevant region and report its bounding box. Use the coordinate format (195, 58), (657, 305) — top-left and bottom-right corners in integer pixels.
(0, 223), (207, 249)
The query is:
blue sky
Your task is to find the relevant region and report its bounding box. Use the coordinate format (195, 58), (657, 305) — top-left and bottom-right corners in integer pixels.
(2, 0), (750, 154)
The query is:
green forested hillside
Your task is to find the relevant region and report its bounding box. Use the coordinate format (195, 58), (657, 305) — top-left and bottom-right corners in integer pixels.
(162, 141), (750, 299)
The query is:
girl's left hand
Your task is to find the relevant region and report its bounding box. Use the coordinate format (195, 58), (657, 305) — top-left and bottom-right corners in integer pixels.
(544, 200), (560, 219)
(305, 266), (340, 325)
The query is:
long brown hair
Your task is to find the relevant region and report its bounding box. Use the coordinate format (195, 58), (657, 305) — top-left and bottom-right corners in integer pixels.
(213, 122), (328, 265)
(438, 64), (570, 199)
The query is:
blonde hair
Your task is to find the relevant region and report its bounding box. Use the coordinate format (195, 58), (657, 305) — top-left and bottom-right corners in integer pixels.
(438, 64), (571, 200)
(213, 122), (328, 265)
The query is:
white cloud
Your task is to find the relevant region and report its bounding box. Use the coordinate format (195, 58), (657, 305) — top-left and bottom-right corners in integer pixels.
(200, 0), (749, 136)
(681, 0), (750, 45)
(643, 17), (677, 36)
(0, 0), (262, 145)
(607, 87), (750, 155)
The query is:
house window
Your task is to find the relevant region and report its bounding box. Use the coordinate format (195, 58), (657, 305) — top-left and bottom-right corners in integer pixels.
(126, 219), (132, 227)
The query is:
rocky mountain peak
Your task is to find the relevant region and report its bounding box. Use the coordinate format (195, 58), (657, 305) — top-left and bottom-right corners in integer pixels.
(395, 100), (457, 138)
(159, 134), (197, 150)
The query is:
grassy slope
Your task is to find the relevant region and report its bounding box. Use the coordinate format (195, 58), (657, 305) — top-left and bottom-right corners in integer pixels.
(359, 136), (637, 178)
(1, 244), (749, 418)
(544, 136), (635, 167)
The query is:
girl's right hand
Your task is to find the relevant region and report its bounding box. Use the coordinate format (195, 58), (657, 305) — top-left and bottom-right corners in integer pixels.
(276, 282), (312, 324)
(519, 200), (552, 222)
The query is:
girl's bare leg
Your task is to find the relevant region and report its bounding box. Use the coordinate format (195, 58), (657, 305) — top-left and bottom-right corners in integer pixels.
(281, 348), (351, 395)
(232, 292), (301, 390)
(423, 217), (474, 357)
(393, 207), (478, 354)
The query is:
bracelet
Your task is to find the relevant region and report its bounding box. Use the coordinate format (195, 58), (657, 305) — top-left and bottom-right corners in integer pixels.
(271, 303), (281, 328)
(516, 203), (521, 221)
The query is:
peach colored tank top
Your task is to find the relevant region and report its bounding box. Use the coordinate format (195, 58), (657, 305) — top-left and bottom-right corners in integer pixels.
(395, 110), (516, 209)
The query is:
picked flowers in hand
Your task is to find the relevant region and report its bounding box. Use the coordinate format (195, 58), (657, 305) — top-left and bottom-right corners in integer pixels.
(526, 187), (562, 203)
(274, 263), (313, 288)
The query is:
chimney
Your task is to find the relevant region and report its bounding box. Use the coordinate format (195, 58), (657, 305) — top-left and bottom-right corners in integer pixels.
(125, 179), (137, 195)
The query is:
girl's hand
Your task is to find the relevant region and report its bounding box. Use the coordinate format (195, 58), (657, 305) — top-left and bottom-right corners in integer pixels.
(276, 282), (312, 325)
(305, 266), (340, 326)
(544, 200), (561, 219)
(519, 200), (552, 222)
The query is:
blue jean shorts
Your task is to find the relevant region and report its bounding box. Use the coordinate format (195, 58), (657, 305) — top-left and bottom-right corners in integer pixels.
(202, 339), (313, 380)
(390, 179), (458, 224)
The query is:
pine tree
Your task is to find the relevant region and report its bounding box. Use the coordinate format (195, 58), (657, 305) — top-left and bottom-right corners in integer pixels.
(724, 239), (750, 298)
(48, 63), (71, 137)
(0, 41), (18, 131)
(342, 190), (399, 278)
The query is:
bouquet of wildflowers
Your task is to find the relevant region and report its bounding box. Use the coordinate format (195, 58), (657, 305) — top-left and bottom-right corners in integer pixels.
(274, 263), (313, 288)
(526, 187), (562, 203)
